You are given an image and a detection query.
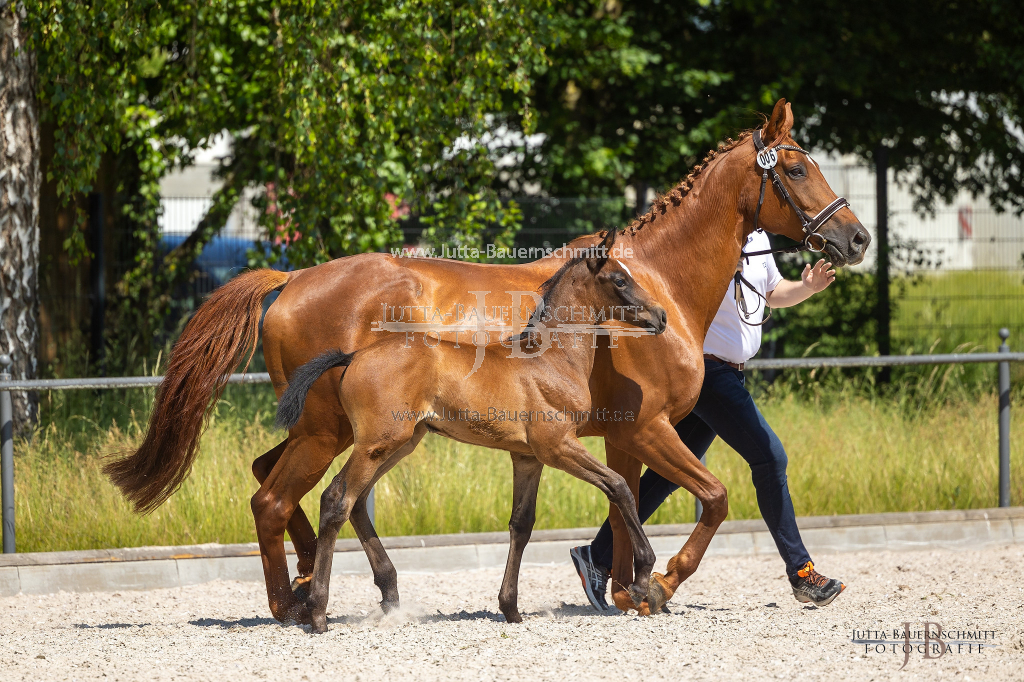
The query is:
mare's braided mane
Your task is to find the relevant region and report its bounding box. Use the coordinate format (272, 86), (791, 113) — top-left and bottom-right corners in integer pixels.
(624, 131), (753, 236)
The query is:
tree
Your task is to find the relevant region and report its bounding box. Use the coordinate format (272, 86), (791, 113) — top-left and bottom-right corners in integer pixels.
(27, 0), (554, 372)
(0, 1), (41, 431)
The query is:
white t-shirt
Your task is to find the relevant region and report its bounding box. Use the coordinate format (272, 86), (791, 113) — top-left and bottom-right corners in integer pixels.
(703, 230), (783, 364)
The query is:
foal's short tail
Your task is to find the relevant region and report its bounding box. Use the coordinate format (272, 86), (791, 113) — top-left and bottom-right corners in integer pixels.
(104, 269), (290, 514)
(274, 349), (354, 430)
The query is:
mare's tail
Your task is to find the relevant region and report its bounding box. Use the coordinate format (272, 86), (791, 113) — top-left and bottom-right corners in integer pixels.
(274, 349), (354, 430)
(103, 269), (289, 514)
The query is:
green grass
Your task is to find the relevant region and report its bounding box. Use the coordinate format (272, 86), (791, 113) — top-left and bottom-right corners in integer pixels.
(893, 269), (1024, 354)
(13, 388), (1023, 553)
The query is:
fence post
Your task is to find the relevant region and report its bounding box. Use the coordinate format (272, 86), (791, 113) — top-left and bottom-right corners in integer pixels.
(998, 328), (1011, 508)
(1, 354), (14, 553)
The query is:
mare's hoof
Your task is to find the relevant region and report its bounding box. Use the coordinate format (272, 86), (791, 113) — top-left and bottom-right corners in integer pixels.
(612, 589), (636, 613)
(645, 573), (673, 615)
(291, 575), (312, 603)
(380, 599), (401, 615)
(310, 616), (329, 634)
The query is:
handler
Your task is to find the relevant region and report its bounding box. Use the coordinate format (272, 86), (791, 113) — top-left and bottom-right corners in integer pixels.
(571, 230), (846, 611)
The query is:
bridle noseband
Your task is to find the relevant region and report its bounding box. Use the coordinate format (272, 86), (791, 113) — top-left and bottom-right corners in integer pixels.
(735, 129), (851, 327)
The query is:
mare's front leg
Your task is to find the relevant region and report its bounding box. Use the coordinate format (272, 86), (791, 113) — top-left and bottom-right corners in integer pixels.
(533, 436), (655, 607)
(603, 442), (645, 613)
(607, 418), (728, 614)
(498, 453), (544, 623)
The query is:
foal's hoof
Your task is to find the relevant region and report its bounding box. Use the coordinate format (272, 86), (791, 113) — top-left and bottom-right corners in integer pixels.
(626, 582), (648, 608)
(310, 614), (329, 634)
(282, 601), (312, 626)
(291, 575), (313, 603)
(645, 573), (673, 615)
(380, 599), (401, 615)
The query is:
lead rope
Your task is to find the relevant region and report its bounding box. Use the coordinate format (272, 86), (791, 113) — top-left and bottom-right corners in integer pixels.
(733, 261), (773, 327)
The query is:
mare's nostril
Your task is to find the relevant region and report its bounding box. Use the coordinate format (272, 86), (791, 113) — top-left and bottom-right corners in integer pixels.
(853, 230), (868, 246)
(659, 310), (667, 327)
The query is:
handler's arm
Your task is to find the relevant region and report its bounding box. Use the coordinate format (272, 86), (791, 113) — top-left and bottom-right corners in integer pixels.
(765, 258), (836, 309)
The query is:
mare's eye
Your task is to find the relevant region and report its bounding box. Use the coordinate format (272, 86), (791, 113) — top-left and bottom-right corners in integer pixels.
(613, 277), (627, 288)
(787, 164), (806, 179)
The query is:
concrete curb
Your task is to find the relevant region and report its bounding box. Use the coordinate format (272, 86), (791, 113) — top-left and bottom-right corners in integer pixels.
(1, 507), (1020, 597)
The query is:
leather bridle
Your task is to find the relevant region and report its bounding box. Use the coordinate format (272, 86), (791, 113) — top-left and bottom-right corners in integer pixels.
(734, 129), (851, 327)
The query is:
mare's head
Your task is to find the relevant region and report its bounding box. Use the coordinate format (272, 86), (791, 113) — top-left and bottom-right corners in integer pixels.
(533, 229), (668, 335)
(744, 99), (871, 267)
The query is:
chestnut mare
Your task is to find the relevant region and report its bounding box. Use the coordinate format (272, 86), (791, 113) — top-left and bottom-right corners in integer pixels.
(105, 100), (869, 623)
(275, 229), (668, 631)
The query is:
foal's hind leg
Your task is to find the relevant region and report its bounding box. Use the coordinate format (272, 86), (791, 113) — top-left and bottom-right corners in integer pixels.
(347, 440), (424, 615)
(307, 424), (426, 633)
(498, 453), (544, 624)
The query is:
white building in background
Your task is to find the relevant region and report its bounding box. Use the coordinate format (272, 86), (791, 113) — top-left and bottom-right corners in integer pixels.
(157, 133), (262, 240)
(817, 153), (1024, 273)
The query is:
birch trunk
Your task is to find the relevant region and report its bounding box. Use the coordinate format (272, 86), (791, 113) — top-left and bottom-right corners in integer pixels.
(0, 1), (40, 431)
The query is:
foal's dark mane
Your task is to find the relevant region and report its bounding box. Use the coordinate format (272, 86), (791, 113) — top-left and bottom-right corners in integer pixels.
(514, 255), (589, 340)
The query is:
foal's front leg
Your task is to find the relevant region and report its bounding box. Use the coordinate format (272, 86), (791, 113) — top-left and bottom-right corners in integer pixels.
(498, 453), (544, 623)
(533, 436), (656, 607)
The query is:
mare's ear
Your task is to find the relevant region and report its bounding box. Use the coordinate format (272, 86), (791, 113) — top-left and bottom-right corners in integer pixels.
(587, 229), (616, 273)
(763, 98), (794, 145)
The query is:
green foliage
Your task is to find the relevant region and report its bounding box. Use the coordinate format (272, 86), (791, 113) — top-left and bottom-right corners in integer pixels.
(28, 1), (557, 367)
(491, 0), (732, 197)
(681, 0), (1024, 213)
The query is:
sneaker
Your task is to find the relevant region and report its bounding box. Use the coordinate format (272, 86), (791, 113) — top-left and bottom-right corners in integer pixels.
(570, 545), (613, 612)
(790, 561), (846, 607)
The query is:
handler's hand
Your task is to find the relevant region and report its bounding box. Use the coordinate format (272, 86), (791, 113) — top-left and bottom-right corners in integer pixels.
(801, 259), (836, 293)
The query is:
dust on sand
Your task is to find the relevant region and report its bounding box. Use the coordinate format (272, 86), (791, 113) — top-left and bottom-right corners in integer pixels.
(1, 545), (1021, 681)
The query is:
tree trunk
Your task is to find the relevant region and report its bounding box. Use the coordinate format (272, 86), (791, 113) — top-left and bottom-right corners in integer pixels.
(0, 2), (41, 432)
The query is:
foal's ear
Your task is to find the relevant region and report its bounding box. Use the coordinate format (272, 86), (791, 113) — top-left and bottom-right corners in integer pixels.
(587, 229), (617, 273)
(763, 98), (794, 145)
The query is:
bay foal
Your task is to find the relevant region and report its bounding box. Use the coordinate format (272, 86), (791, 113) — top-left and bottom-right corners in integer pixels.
(275, 230), (667, 632)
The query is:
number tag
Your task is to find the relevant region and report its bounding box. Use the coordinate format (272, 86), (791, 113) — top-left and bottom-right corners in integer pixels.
(756, 147), (778, 170)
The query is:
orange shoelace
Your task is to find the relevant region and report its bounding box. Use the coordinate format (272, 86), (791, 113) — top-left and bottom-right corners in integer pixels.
(796, 561), (829, 587)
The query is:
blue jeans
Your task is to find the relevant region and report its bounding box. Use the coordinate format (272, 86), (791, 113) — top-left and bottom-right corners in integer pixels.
(591, 358), (813, 578)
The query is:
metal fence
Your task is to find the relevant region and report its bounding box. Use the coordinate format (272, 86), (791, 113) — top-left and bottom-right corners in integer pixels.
(1, 334), (1020, 554)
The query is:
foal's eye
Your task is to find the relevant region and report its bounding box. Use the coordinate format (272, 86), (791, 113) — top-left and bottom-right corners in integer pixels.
(787, 164), (806, 178)
(613, 277), (627, 288)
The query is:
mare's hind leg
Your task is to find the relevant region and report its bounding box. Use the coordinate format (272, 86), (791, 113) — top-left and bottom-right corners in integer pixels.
(307, 423), (427, 633)
(533, 436), (655, 607)
(252, 437), (354, 601)
(498, 453), (544, 624)
(251, 433), (341, 624)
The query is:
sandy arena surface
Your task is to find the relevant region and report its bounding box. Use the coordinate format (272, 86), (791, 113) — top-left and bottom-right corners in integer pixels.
(0, 545), (1021, 681)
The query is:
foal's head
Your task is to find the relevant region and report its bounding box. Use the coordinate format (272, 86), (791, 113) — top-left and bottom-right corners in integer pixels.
(531, 228), (668, 336)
